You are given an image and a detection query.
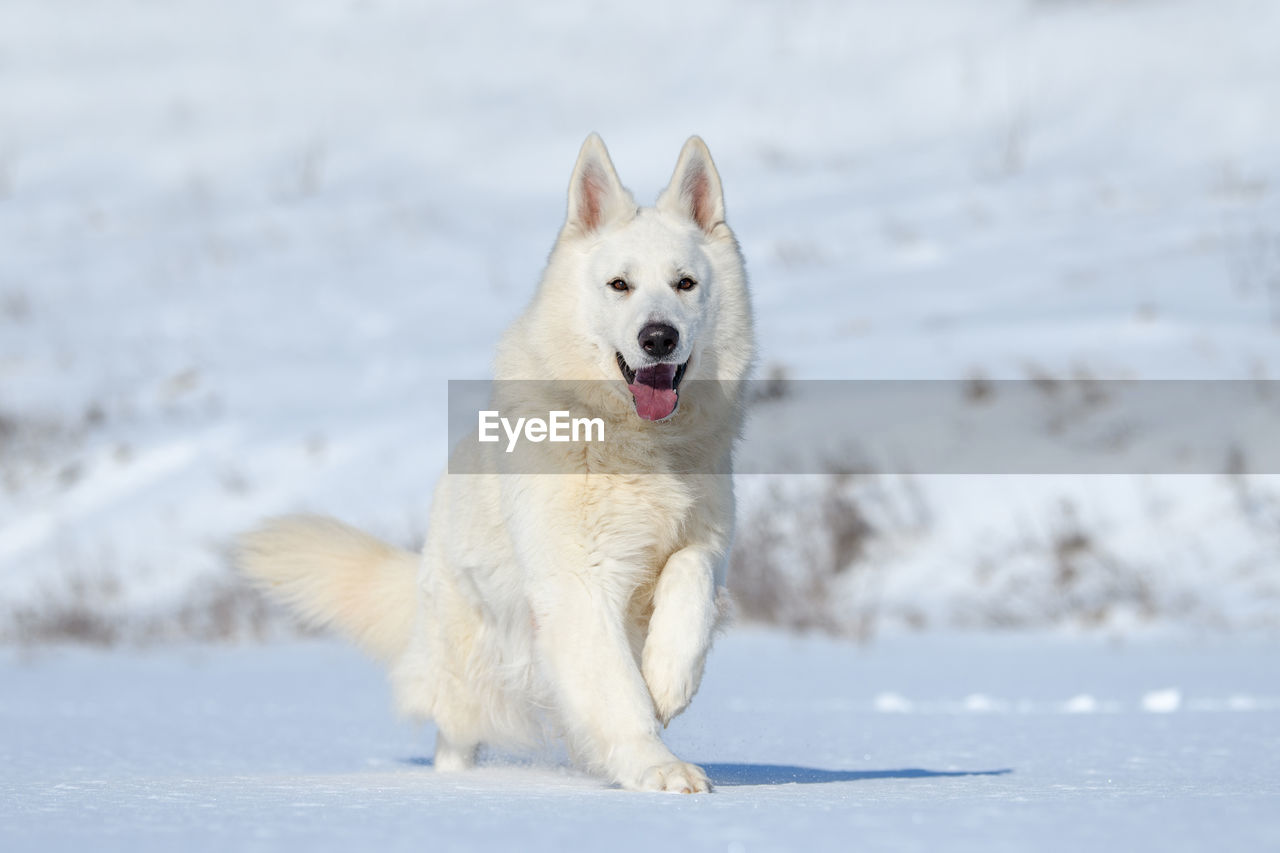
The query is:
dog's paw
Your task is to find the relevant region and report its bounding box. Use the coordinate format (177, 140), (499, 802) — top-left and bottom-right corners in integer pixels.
(433, 733), (478, 773)
(642, 647), (705, 726)
(646, 669), (694, 727)
(633, 760), (712, 794)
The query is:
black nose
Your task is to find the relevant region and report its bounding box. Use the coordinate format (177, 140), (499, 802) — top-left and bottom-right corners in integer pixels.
(638, 323), (679, 358)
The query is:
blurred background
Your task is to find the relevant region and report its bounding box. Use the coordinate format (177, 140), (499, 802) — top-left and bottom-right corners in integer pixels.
(2, 0), (1279, 646)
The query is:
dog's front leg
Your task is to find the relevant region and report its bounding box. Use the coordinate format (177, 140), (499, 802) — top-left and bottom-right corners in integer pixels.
(642, 545), (723, 726)
(531, 566), (711, 793)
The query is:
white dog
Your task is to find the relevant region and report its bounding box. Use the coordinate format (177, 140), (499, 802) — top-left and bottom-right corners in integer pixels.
(240, 134), (755, 793)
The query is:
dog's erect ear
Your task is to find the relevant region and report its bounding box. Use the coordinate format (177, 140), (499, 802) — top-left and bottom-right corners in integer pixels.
(566, 133), (634, 235)
(657, 136), (726, 234)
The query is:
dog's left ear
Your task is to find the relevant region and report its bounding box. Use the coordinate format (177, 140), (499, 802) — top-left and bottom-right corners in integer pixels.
(658, 136), (726, 235)
(566, 133), (635, 236)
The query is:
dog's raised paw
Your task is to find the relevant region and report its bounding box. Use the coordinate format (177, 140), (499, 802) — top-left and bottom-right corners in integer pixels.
(635, 760), (712, 794)
(643, 646), (705, 727)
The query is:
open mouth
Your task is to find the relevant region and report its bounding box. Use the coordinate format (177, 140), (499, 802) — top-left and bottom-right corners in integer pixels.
(616, 352), (688, 421)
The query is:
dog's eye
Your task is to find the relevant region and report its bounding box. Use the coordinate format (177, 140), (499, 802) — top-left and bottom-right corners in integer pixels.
(608, 278), (629, 293)
(675, 277), (698, 292)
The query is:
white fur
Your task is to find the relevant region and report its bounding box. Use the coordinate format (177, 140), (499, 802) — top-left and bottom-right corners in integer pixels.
(240, 135), (755, 794)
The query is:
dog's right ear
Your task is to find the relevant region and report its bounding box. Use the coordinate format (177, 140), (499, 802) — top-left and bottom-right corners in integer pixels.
(565, 133), (635, 236)
(657, 136), (726, 236)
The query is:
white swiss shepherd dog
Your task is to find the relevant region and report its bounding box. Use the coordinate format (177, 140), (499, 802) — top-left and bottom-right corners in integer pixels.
(240, 134), (755, 794)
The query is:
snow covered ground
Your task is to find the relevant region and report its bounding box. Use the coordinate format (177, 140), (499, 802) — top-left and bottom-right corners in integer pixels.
(4, 0), (1280, 638)
(4, 629), (1278, 851)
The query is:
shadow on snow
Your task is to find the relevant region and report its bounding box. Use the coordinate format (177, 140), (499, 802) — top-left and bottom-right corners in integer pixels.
(399, 756), (1012, 786)
(701, 763), (1013, 786)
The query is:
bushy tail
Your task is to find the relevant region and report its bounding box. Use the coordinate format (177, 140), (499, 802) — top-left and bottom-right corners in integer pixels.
(238, 515), (419, 662)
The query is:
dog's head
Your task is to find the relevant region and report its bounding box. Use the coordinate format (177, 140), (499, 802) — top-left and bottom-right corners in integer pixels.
(533, 134), (753, 422)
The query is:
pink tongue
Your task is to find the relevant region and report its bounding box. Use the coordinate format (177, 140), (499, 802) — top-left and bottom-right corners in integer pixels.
(628, 384), (678, 420)
(628, 363), (679, 421)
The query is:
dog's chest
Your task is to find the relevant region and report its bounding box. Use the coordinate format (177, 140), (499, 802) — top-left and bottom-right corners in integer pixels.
(576, 474), (698, 571)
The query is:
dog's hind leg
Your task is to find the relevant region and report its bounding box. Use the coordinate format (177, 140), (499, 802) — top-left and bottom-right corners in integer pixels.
(392, 557), (503, 775)
(433, 731), (479, 772)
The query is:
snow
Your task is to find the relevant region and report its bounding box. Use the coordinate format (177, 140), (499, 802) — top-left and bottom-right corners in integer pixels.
(3, 630), (1279, 850)
(3, 0), (1280, 635)
(1141, 688), (1183, 714)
